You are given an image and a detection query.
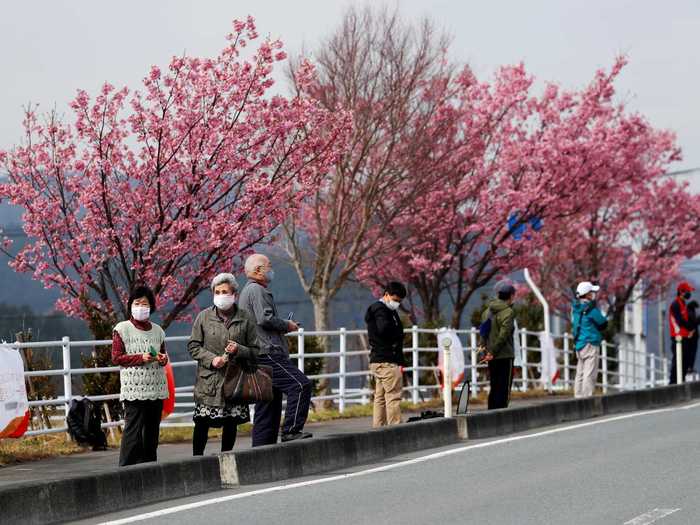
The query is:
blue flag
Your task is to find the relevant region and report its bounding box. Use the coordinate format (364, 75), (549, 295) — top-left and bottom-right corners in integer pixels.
(508, 212), (542, 241)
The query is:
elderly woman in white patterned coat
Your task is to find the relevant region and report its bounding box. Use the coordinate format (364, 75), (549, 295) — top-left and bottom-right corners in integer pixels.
(111, 284), (169, 467)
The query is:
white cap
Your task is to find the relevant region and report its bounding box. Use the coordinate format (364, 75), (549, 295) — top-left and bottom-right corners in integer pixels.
(576, 281), (600, 297)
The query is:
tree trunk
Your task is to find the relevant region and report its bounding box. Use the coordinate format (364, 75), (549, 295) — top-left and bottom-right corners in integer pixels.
(450, 293), (474, 329)
(310, 293), (334, 408)
(414, 282), (442, 327)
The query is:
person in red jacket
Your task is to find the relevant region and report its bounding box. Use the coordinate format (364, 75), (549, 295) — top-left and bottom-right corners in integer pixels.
(669, 281), (696, 384)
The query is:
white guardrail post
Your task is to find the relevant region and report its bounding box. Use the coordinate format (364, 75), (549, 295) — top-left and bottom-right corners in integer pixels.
(62, 336), (72, 423)
(442, 332), (452, 418)
(663, 355), (669, 385)
(411, 325), (419, 404)
(520, 329), (528, 392)
(601, 341), (608, 394)
(469, 329), (478, 394)
(297, 327), (305, 373)
(650, 353), (656, 388)
(563, 333), (570, 389)
(339, 328), (346, 413)
(676, 336), (684, 385)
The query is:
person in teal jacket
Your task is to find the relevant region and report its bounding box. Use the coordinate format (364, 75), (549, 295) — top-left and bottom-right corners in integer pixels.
(571, 281), (608, 398)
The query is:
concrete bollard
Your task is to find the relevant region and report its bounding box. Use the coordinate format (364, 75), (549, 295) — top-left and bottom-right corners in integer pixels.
(676, 336), (684, 385)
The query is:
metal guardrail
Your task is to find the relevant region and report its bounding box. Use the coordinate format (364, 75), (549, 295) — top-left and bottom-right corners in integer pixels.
(5, 327), (669, 437)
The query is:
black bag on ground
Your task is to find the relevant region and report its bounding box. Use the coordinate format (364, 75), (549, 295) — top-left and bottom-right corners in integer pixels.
(407, 410), (444, 422)
(66, 398), (108, 451)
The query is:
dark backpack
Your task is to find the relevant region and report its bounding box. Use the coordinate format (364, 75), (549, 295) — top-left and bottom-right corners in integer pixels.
(407, 410), (444, 422)
(67, 398), (107, 451)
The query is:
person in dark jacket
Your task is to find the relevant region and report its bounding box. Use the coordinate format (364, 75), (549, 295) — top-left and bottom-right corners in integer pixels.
(481, 281), (516, 410)
(365, 281), (407, 427)
(669, 281), (696, 384)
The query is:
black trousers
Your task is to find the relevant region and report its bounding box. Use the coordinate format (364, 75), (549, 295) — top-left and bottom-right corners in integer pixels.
(688, 337), (699, 374)
(669, 338), (698, 384)
(119, 399), (163, 466)
(192, 418), (238, 456)
(488, 358), (514, 410)
(252, 353), (312, 446)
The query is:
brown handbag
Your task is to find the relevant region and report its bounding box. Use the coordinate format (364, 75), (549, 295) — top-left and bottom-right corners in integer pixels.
(223, 358), (274, 403)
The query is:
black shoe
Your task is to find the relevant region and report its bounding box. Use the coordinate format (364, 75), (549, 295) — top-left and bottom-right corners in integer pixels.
(281, 431), (313, 442)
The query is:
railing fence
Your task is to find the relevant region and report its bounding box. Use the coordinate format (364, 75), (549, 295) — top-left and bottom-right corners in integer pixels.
(5, 326), (670, 437)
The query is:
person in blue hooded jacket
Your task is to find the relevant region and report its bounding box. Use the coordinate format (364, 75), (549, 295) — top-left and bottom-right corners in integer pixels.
(571, 281), (608, 398)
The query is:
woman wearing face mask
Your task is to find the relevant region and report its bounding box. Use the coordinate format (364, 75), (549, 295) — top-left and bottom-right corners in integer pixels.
(188, 273), (260, 455)
(112, 284), (169, 466)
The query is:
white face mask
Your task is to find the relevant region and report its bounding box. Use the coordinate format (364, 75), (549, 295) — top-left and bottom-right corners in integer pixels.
(386, 300), (401, 311)
(214, 294), (236, 311)
(131, 305), (150, 322)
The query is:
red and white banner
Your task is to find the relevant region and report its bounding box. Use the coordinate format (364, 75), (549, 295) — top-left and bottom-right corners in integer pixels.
(0, 346), (30, 438)
(438, 330), (466, 389)
(538, 332), (560, 386)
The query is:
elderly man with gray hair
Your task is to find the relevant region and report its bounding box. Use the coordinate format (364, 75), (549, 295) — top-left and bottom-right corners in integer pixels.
(239, 253), (313, 445)
(188, 273), (260, 455)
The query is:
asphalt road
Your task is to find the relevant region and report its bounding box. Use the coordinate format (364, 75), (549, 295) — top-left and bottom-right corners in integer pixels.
(79, 402), (700, 525)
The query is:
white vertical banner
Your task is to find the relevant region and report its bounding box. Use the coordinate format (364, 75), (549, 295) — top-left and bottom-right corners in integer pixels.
(538, 332), (560, 387)
(0, 345), (30, 438)
(513, 320), (523, 368)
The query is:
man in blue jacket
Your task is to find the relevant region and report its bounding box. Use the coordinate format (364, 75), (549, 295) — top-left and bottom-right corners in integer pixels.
(572, 281), (608, 398)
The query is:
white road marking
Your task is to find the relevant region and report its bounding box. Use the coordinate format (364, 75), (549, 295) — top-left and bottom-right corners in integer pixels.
(98, 401), (700, 524)
(624, 508), (680, 524)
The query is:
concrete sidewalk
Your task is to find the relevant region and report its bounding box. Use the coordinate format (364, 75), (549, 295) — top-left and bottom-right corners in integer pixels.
(0, 396), (570, 489)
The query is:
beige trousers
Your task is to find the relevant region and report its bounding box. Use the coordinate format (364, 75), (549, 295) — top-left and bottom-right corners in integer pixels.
(370, 362), (403, 427)
(574, 343), (599, 398)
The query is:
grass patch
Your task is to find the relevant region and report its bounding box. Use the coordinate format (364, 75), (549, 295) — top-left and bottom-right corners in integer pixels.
(0, 434), (85, 466)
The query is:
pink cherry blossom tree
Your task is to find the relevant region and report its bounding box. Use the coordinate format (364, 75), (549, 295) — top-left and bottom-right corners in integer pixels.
(0, 17), (350, 339)
(282, 6), (459, 336)
(358, 58), (684, 329)
(534, 179), (700, 332)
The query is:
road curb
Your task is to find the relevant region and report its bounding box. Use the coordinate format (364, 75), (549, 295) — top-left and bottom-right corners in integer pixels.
(460, 383), (700, 440)
(0, 456), (222, 525)
(221, 417), (459, 486)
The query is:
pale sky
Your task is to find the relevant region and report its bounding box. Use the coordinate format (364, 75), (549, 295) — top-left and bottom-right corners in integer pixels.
(1, 0), (698, 185)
